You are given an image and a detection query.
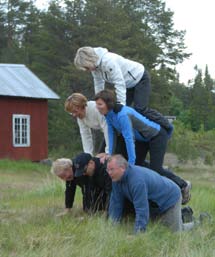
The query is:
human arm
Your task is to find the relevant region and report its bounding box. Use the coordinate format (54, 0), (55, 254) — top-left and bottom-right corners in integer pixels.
(106, 118), (116, 155)
(55, 180), (76, 217)
(102, 59), (126, 105)
(77, 118), (94, 155)
(92, 71), (105, 94)
(65, 180), (76, 209)
(103, 170), (112, 210)
(119, 115), (136, 164)
(80, 181), (92, 212)
(131, 180), (149, 233)
(108, 183), (124, 222)
(97, 113), (109, 153)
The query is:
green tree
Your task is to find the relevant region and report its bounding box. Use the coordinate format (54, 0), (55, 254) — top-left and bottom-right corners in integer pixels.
(150, 66), (173, 114)
(189, 66), (215, 131)
(169, 95), (183, 116)
(0, 0), (38, 62)
(203, 66), (215, 130)
(204, 65), (214, 91)
(0, 2), (7, 56)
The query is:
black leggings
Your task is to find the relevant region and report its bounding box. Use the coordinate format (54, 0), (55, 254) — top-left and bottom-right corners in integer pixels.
(126, 70), (151, 111)
(115, 130), (187, 189)
(126, 70), (171, 130)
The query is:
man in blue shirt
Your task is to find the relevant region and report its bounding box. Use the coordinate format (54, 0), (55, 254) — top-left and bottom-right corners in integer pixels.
(107, 154), (194, 233)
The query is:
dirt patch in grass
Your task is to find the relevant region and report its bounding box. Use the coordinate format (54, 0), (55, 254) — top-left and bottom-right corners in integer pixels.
(165, 153), (215, 170)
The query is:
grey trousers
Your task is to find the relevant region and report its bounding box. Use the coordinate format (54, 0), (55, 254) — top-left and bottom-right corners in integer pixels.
(159, 196), (194, 232)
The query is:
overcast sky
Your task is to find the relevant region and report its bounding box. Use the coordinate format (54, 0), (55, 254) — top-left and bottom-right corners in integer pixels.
(165, 0), (215, 83)
(35, 0), (215, 83)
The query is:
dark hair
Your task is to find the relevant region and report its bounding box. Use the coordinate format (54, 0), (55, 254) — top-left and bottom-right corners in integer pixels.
(94, 90), (116, 110)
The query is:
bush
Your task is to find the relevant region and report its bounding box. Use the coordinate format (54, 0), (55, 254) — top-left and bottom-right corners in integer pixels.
(168, 121), (199, 162)
(204, 153), (214, 166)
(167, 121), (215, 164)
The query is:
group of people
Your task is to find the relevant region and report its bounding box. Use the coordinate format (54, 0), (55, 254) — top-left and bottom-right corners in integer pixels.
(51, 46), (194, 233)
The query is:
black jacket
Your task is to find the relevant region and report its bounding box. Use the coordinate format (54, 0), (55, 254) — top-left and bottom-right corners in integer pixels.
(65, 170), (91, 211)
(88, 157), (112, 211)
(65, 158), (112, 212)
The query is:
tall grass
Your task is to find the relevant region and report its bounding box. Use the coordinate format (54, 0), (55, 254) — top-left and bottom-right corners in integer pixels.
(0, 160), (215, 257)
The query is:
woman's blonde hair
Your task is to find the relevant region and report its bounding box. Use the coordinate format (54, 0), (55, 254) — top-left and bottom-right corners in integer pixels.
(51, 158), (73, 176)
(65, 93), (88, 113)
(74, 47), (99, 70)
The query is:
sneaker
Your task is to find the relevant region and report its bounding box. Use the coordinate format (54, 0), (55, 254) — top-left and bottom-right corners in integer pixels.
(181, 206), (194, 223)
(181, 181), (192, 205)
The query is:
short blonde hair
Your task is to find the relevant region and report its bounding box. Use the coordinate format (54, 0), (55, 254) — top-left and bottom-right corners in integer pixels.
(51, 158), (73, 176)
(65, 93), (87, 113)
(74, 47), (99, 70)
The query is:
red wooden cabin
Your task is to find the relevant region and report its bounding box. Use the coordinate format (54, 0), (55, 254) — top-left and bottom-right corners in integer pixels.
(0, 64), (59, 161)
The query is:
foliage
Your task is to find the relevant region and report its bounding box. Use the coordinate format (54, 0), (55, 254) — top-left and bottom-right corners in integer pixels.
(168, 121), (199, 162)
(170, 66), (215, 132)
(168, 120), (215, 164)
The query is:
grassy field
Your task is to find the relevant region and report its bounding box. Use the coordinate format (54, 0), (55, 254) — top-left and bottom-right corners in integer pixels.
(0, 159), (215, 257)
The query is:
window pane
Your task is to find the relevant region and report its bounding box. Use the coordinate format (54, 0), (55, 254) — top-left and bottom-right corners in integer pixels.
(13, 115), (30, 147)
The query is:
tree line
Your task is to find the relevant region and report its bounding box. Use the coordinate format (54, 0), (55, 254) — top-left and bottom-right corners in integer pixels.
(0, 0), (215, 154)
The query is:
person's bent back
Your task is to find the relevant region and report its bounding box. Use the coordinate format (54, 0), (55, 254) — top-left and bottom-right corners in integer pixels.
(107, 155), (191, 233)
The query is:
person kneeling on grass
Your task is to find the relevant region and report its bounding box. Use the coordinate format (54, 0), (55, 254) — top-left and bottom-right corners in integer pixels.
(73, 152), (112, 212)
(107, 154), (195, 233)
(51, 153), (112, 215)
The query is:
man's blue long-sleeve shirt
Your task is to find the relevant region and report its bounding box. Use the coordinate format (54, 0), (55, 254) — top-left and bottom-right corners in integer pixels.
(108, 164), (181, 232)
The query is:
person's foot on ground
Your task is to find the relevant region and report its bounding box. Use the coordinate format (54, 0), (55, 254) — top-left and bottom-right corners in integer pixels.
(181, 181), (192, 205)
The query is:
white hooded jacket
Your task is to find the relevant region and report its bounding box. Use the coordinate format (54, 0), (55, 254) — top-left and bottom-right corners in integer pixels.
(92, 47), (145, 105)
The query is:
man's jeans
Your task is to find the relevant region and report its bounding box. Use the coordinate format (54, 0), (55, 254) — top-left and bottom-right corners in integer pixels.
(159, 196), (194, 232)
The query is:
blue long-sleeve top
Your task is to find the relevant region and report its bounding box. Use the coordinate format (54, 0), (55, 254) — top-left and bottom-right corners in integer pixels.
(108, 164), (181, 233)
(105, 106), (160, 164)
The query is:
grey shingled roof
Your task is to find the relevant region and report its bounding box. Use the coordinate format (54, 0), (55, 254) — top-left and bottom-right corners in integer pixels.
(0, 64), (60, 99)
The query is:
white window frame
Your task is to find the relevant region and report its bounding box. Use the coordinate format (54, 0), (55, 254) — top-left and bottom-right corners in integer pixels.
(12, 114), (31, 147)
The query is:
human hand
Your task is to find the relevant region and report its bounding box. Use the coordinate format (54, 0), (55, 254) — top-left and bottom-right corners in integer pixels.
(96, 153), (110, 164)
(56, 208), (71, 217)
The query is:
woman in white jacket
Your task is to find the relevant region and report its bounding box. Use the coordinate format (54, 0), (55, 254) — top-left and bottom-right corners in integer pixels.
(65, 93), (109, 155)
(74, 47), (171, 130)
(74, 46), (149, 111)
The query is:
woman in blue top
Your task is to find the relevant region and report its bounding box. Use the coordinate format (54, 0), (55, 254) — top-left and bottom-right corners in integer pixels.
(95, 89), (191, 205)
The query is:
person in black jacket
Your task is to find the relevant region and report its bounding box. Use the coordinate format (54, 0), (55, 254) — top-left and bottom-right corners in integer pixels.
(51, 154), (112, 216)
(73, 152), (112, 212)
(51, 157), (91, 216)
